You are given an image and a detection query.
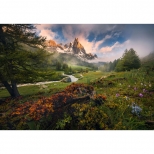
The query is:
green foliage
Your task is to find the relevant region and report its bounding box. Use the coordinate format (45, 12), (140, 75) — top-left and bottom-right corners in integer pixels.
(115, 48), (141, 72)
(0, 24), (49, 97)
(56, 61), (62, 70)
(0, 62), (154, 130)
(100, 59), (120, 72)
(62, 63), (68, 70)
(55, 113), (72, 129)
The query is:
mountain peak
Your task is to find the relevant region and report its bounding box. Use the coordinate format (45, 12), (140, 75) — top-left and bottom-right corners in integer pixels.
(46, 38), (97, 61)
(73, 38), (85, 54)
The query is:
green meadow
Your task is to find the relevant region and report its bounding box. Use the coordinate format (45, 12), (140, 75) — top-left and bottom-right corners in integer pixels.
(0, 68), (154, 130)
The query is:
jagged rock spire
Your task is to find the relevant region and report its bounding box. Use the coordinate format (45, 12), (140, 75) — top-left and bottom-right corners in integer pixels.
(45, 38), (98, 60)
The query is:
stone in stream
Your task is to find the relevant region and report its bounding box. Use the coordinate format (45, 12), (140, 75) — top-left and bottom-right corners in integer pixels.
(61, 77), (71, 82)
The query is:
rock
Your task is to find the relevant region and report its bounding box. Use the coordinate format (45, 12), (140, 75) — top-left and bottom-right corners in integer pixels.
(46, 40), (57, 47)
(61, 77), (71, 82)
(45, 38), (98, 60)
(131, 103), (142, 116)
(57, 44), (64, 50)
(73, 38), (86, 55)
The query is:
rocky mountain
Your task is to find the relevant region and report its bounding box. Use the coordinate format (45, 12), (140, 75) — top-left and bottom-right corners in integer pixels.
(45, 38), (97, 61)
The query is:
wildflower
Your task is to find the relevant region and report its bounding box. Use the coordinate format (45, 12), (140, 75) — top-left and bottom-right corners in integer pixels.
(134, 87), (137, 91)
(143, 89), (146, 93)
(116, 93), (120, 97)
(149, 84), (151, 87)
(124, 96), (129, 100)
(128, 85), (131, 88)
(141, 83), (143, 86)
(139, 93), (143, 97)
(144, 84), (146, 87)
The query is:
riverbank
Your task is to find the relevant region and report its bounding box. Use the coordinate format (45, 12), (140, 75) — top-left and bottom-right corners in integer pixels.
(0, 74), (78, 89)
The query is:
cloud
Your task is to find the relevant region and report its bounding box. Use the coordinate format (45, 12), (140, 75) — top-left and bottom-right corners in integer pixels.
(94, 35), (111, 50)
(36, 24), (154, 62)
(73, 34), (112, 54)
(99, 40), (130, 53)
(36, 24), (52, 31)
(39, 29), (56, 40)
(36, 24), (119, 43)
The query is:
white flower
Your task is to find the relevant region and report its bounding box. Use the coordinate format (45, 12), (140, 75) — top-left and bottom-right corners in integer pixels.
(124, 96), (129, 100)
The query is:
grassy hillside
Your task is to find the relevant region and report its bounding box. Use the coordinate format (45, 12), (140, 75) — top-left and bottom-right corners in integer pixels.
(0, 51), (154, 130)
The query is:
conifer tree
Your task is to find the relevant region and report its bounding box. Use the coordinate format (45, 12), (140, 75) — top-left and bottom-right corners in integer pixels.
(0, 24), (48, 97)
(115, 48), (141, 72)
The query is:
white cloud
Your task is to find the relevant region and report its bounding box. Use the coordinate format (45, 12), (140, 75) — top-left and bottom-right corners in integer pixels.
(99, 40), (130, 53)
(36, 24), (154, 61)
(39, 29), (56, 40)
(94, 35), (111, 50)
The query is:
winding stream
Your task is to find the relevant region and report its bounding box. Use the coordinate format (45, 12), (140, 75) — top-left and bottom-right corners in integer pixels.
(0, 74), (79, 89)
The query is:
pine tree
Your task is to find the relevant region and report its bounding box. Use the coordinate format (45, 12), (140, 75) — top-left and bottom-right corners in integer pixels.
(115, 48), (141, 72)
(62, 63), (68, 70)
(56, 61), (61, 70)
(0, 24), (48, 97)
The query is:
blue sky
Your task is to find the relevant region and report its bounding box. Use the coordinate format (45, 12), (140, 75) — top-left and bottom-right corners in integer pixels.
(36, 24), (154, 62)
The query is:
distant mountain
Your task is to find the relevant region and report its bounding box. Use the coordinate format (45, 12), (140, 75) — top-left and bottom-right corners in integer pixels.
(45, 38), (97, 61)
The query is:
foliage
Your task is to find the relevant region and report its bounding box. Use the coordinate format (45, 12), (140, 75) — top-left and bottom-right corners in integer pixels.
(99, 59), (120, 72)
(115, 48), (141, 72)
(0, 24), (49, 97)
(0, 67), (154, 130)
(0, 83), (94, 129)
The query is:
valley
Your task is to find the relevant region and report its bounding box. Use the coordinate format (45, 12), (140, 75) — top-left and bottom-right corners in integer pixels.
(0, 24), (154, 130)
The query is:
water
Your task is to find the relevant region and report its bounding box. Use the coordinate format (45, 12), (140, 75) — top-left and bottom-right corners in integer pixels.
(62, 74), (78, 82)
(0, 74), (78, 89)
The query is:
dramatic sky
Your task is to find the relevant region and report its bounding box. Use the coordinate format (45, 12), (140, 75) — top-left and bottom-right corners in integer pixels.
(36, 24), (154, 62)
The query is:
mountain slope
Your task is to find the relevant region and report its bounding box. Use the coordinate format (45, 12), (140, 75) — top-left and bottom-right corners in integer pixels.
(45, 38), (97, 61)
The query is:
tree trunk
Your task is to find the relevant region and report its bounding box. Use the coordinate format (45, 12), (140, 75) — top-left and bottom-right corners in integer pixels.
(2, 80), (20, 98)
(11, 80), (20, 97)
(2, 81), (14, 97)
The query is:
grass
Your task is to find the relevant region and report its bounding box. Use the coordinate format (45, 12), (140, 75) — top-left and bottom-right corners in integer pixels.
(75, 71), (106, 83)
(0, 85), (39, 98)
(70, 65), (92, 70)
(0, 71), (103, 98)
(0, 68), (154, 130)
(0, 82), (71, 100)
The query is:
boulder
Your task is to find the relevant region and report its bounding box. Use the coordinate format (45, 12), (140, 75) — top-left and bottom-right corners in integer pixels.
(61, 77), (71, 82)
